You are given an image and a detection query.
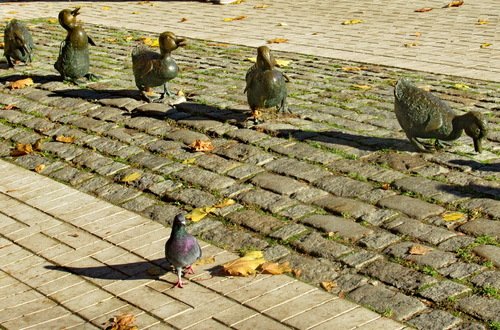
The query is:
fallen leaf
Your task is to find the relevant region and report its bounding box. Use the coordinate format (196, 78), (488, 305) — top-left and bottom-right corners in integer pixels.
(321, 281), (337, 292)
(275, 59), (291, 67)
(182, 158), (197, 165)
(223, 15), (247, 22)
(453, 83), (470, 90)
(7, 11), (17, 14)
(342, 19), (363, 25)
(2, 104), (18, 110)
(381, 183), (391, 190)
(260, 261), (292, 275)
(292, 268), (302, 278)
(409, 245), (432, 255)
(254, 4), (269, 9)
(442, 211), (466, 222)
(480, 43), (492, 48)
(414, 7), (433, 12)
(213, 198), (236, 208)
(101, 6), (111, 10)
(267, 38), (288, 44)
(223, 251), (266, 276)
(11, 143), (33, 156)
(185, 206), (216, 222)
(353, 84), (372, 90)
(104, 313), (137, 330)
(47, 18), (58, 24)
(55, 135), (75, 143)
(104, 38), (118, 43)
(124, 36), (134, 42)
(0, 42), (4, 49)
(34, 164), (45, 173)
(179, 17), (188, 23)
(277, 22), (288, 26)
(139, 37), (159, 47)
(404, 42), (419, 47)
(413, 32), (422, 37)
(68, 233), (79, 238)
(189, 140), (214, 152)
(194, 256), (216, 266)
(444, 0), (464, 8)
(121, 172), (141, 183)
(476, 19), (489, 25)
(33, 138), (43, 151)
(207, 42), (231, 47)
(338, 291), (346, 299)
(9, 78), (34, 90)
(131, 11), (140, 14)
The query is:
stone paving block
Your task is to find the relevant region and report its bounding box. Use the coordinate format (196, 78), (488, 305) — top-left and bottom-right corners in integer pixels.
(378, 195), (445, 220)
(232, 313), (291, 330)
(348, 284), (427, 321)
(238, 189), (297, 213)
(314, 175), (373, 198)
(244, 280), (316, 311)
(457, 295), (500, 323)
(385, 242), (457, 269)
(166, 297), (234, 329)
(165, 188), (218, 208)
(438, 236), (476, 253)
(359, 230), (401, 250)
(226, 210), (285, 235)
(384, 216), (457, 245)
(76, 297), (129, 323)
(173, 166), (235, 191)
(460, 198), (500, 220)
(313, 306), (380, 330)
(470, 270), (500, 290)
(473, 245), (500, 267)
(314, 195), (378, 220)
(408, 309), (461, 330)
(292, 231), (352, 259)
(355, 316), (405, 330)
(284, 298), (358, 329)
(301, 214), (373, 241)
(212, 304), (258, 327)
(419, 280), (471, 303)
(438, 262), (485, 280)
(226, 275), (295, 303)
(251, 172), (308, 196)
(149, 299), (192, 321)
(460, 219), (500, 240)
(269, 223), (309, 241)
(277, 204), (318, 220)
(340, 251), (382, 269)
(1, 304), (69, 329)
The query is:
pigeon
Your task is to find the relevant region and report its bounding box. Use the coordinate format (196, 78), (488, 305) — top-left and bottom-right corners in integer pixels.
(132, 31), (186, 103)
(3, 19), (34, 68)
(165, 214), (201, 288)
(394, 78), (487, 152)
(54, 8), (98, 82)
(245, 45), (289, 121)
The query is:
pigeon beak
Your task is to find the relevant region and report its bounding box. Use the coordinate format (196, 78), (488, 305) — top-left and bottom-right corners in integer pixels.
(71, 7), (80, 16)
(473, 138), (482, 153)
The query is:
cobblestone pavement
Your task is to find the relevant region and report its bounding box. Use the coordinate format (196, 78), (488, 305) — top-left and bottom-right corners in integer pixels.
(1, 0), (499, 82)
(0, 18), (499, 330)
(0, 159), (404, 329)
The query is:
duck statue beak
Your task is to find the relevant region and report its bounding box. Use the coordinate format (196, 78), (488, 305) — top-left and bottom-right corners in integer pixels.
(71, 7), (80, 16)
(176, 37), (187, 48)
(473, 138), (482, 153)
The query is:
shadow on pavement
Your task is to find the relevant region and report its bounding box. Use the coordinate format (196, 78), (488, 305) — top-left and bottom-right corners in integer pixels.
(0, 73), (61, 84)
(449, 159), (500, 173)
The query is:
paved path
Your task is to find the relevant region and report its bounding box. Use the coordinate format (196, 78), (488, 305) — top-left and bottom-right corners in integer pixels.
(0, 159), (403, 329)
(1, 0), (499, 82)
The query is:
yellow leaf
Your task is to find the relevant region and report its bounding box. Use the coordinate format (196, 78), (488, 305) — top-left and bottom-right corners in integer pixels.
(223, 251), (265, 277)
(277, 22), (288, 26)
(453, 83), (470, 90)
(55, 135), (75, 143)
(353, 84), (372, 90)
(9, 78), (34, 90)
(213, 198), (236, 208)
(223, 15), (247, 22)
(185, 206), (216, 222)
(33, 138), (43, 151)
(0, 42), (4, 49)
(47, 18), (58, 24)
(7, 11), (17, 14)
(254, 4), (269, 9)
(34, 164), (46, 173)
(409, 245), (432, 255)
(140, 37), (159, 47)
(444, 0), (464, 8)
(246, 57), (257, 63)
(404, 42), (419, 47)
(480, 43), (492, 49)
(476, 19), (489, 25)
(182, 158), (197, 165)
(124, 35), (134, 42)
(194, 256), (216, 266)
(101, 6), (111, 10)
(104, 38), (118, 43)
(442, 211), (466, 222)
(131, 11), (140, 14)
(275, 59), (291, 67)
(267, 38), (288, 44)
(189, 140), (214, 152)
(321, 281), (337, 292)
(341, 66), (366, 72)
(121, 172), (141, 183)
(260, 261), (292, 275)
(342, 19), (363, 25)
(414, 32), (422, 37)
(11, 143), (33, 156)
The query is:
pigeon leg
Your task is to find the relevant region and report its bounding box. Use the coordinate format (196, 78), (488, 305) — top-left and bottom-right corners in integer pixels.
(184, 265), (195, 275)
(174, 267), (184, 288)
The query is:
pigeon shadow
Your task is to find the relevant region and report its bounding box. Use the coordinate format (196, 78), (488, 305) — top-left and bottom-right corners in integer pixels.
(45, 258), (171, 280)
(449, 159), (500, 173)
(275, 128), (416, 152)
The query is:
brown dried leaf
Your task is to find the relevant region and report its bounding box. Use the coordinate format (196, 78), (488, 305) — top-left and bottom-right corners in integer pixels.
(0, 42), (4, 49)
(381, 183), (391, 190)
(9, 78), (34, 90)
(260, 261), (292, 275)
(194, 256), (216, 266)
(476, 19), (489, 25)
(444, 0), (464, 8)
(34, 164), (45, 173)
(409, 244), (432, 255)
(55, 135), (75, 143)
(223, 15), (247, 22)
(320, 281), (337, 292)
(33, 138), (43, 151)
(292, 268), (302, 278)
(2, 104), (18, 110)
(414, 7), (433, 12)
(189, 140), (214, 152)
(404, 42), (419, 47)
(179, 17), (188, 23)
(105, 313), (137, 330)
(223, 251), (265, 277)
(11, 143), (33, 156)
(267, 38), (288, 44)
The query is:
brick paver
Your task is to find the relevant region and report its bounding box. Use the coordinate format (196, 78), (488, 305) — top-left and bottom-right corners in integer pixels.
(0, 160), (402, 329)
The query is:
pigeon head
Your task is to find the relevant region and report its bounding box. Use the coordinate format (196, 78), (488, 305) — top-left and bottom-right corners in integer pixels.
(172, 213), (187, 231)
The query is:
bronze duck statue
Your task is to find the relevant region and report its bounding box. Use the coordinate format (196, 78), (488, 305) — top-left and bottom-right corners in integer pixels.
(4, 19), (34, 68)
(245, 45), (289, 121)
(54, 8), (97, 82)
(132, 31), (186, 103)
(394, 78), (487, 153)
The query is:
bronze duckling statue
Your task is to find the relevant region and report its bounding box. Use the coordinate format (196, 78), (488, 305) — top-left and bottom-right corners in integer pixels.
(3, 19), (34, 68)
(132, 31), (186, 103)
(54, 7), (97, 82)
(245, 45), (289, 121)
(394, 78), (487, 153)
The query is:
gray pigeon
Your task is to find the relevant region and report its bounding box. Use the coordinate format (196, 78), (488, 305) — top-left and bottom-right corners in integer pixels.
(165, 214), (202, 288)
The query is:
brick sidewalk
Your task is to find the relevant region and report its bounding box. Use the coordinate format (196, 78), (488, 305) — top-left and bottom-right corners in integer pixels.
(0, 160), (403, 329)
(1, 0), (499, 82)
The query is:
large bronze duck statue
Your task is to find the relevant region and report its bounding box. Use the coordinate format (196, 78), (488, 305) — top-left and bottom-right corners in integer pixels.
(54, 8), (97, 82)
(245, 45), (289, 121)
(132, 31), (186, 103)
(394, 78), (487, 153)
(3, 19), (34, 68)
